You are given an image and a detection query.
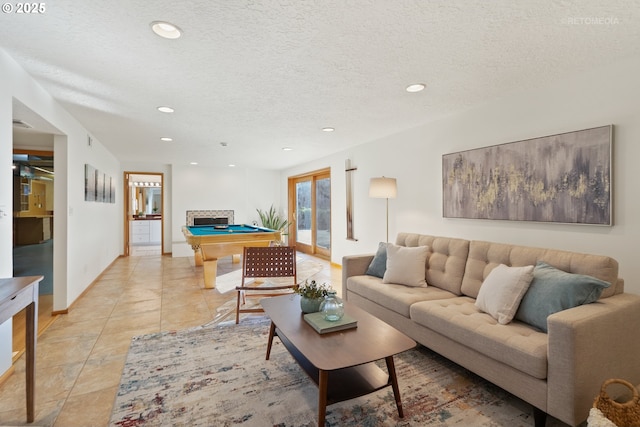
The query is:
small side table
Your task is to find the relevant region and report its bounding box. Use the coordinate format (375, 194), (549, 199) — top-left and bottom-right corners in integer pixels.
(0, 276), (42, 423)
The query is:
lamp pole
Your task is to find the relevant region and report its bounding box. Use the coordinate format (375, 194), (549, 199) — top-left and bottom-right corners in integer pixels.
(369, 176), (397, 243)
(385, 196), (389, 242)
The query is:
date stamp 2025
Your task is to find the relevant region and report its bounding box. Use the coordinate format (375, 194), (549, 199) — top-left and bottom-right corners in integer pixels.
(2, 3), (46, 14)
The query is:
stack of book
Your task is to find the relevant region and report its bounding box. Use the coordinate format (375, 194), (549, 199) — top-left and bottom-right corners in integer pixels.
(303, 312), (358, 334)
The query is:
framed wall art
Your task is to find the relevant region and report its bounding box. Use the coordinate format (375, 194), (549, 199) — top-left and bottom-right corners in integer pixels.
(96, 171), (105, 202)
(85, 163), (115, 204)
(442, 125), (612, 225)
(84, 164), (96, 201)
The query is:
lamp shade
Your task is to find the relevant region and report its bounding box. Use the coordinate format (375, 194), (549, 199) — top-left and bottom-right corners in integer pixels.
(369, 177), (397, 199)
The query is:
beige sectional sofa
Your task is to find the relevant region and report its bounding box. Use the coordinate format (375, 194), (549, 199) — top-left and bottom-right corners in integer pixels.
(342, 232), (640, 426)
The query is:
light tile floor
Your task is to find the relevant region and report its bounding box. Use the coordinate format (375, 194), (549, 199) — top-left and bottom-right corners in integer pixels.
(0, 252), (340, 426)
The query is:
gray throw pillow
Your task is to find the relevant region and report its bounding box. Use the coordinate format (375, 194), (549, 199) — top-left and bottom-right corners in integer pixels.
(365, 242), (387, 278)
(515, 261), (610, 332)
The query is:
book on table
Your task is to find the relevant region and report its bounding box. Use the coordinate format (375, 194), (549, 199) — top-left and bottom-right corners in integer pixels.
(303, 312), (358, 334)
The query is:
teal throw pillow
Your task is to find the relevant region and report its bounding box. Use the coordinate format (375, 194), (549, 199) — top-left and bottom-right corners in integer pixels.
(515, 261), (610, 332)
(366, 242), (387, 278)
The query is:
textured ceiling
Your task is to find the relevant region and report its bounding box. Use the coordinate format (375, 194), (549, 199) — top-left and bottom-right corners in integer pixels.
(2, 1), (639, 170)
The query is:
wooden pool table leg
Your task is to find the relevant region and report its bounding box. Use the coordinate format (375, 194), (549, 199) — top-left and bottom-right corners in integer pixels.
(203, 258), (218, 289)
(192, 245), (203, 267)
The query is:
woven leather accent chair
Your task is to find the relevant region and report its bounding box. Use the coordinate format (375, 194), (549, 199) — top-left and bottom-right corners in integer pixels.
(235, 246), (297, 324)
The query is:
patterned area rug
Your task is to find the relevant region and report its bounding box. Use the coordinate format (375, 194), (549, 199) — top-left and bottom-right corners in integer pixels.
(110, 319), (569, 427)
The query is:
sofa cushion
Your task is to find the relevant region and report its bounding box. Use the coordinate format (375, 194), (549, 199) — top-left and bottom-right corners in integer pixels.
(383, 244), (429, 287)
(514, 261), (611, 332)
(365, 242), (388, 278)
(395, 233), (469, 295)
(410, 297), (549, 379)
(475, 264), (534, 324)
(346, 275), (457, 317)
(461, 240), (619, 299)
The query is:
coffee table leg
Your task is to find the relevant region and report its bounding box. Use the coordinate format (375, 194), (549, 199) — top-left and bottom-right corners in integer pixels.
(385, 356), (404, 418)
(318, 370), (328, 426)
(266, 321), (276, 360)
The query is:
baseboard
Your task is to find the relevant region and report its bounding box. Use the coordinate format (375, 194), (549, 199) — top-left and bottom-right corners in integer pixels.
(12, 348), (24, 363)
(0, 365), (15, 388)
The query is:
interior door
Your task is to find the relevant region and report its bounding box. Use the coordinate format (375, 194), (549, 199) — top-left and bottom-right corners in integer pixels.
(289, 169), (331, 258)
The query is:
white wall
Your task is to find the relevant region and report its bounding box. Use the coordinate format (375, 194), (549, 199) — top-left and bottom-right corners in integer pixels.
(0, 49), (122, 376)
(0, 51), (14, 377)
(281, 55), (640, 295)
(171, 165), (282, 257)
(63, 130), (121, 307)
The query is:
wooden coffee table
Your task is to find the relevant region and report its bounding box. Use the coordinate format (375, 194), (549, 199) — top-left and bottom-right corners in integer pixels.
(261, 295), (416, 426)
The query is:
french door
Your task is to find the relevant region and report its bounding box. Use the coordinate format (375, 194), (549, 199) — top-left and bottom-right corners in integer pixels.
(289, 169), (331, 259)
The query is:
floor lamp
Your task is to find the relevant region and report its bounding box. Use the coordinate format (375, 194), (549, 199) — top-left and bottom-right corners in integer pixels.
(369, 177), (397, 242)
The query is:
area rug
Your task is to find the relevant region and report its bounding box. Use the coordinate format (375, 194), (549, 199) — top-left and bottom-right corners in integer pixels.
(109, 318), (569, 427)
(214, 258), (324, 294)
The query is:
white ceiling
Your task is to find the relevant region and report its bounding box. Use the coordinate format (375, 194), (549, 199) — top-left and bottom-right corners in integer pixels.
(3, 1), (640, 170)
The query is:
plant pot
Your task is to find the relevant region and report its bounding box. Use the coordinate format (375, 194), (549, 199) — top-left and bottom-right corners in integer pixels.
(300, 296), (323, 314)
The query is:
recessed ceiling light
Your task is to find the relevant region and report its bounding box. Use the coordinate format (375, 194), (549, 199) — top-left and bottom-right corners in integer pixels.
(228, 164), (236, 167)
(322, 127), (335, 132)
(406, 83), (426, 93)
(190, 162), (198, 165)
(157, 106), (174, 113)
(160, 137), (173, 142)
(282, 147), (293, 151)
(151, 21), (182, 39)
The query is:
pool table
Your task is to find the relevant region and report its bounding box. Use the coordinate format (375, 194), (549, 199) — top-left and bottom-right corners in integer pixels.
(182, 224), (281, 289)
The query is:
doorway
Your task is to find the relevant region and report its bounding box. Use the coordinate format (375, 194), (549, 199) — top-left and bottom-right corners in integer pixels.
(288, 168), (331, 259)
(124, 172), (163, 256)
(11, 149), (56, 359)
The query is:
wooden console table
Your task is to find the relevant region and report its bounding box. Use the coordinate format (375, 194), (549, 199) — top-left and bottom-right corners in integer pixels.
(0, 276), (42, 423)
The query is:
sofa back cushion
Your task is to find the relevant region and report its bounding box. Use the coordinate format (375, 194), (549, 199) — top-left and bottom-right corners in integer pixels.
(461, 240), (619, 299)
(395, 233), (469, 295)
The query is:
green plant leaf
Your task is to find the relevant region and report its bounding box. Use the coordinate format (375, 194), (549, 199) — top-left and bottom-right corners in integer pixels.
(256, 205), (289, 235)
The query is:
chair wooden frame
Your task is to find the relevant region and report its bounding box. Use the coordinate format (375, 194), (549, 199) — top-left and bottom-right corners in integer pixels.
(235, 245), (298, 324)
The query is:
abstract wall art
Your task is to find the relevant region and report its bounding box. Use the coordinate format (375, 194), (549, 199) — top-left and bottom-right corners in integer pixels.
(442, 125), (612, 225)
(85, 163), (116, 204)
(84, 164), (96, 201)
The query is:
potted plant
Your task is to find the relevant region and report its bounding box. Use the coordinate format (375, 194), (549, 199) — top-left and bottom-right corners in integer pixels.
(256, 205), (290, 243)
(293, 280), (330, 313)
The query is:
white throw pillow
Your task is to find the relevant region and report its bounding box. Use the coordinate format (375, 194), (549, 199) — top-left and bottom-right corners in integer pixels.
(475, 264), (534, 324)
(382, 244), (429, 287)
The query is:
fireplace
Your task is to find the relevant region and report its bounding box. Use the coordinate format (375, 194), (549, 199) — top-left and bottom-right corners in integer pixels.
(186, 210), (234, 226)
(193, 217), (228, 226)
